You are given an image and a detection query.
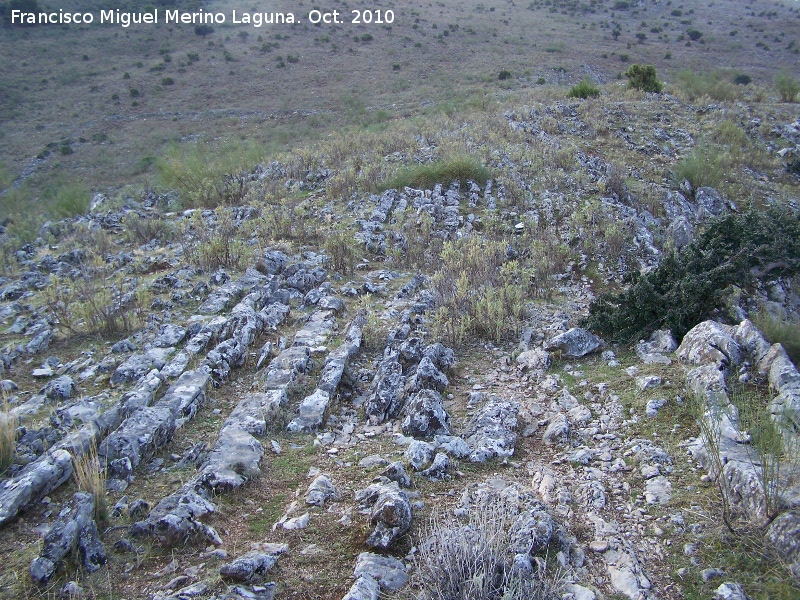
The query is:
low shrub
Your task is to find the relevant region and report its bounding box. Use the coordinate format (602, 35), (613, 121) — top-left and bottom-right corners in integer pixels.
(673, 143), (726, 191)
(567, 78), (600, 99)
(42, 183), (90, 218)
(323, 229), (360, 274)
(181, 207), (253, 270)
(44, 267), (151, 336)
(677, 70), (739, 101)
(774, 70), (799, 103)
(498, 70), (512, 80)
(122, 212), (174, 245)
(404, 496), (563, 600)
(430, 237), (528, 346)
(625, 64), (662, 93)
(583, 206), (800, 343)
(157, 141), (263, 208)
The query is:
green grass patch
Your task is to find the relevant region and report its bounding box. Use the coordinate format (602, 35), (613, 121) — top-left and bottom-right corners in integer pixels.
(378, 155), (490, 191)
(41, 182), (90, 219)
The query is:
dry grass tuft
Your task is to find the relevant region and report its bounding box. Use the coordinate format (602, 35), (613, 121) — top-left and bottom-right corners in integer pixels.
(0, 392), (16, 475)
(72, 443), (107, 523)
(404, 498), (564, 600)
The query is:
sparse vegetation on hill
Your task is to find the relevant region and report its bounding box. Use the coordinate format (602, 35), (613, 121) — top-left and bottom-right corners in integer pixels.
(1, 1), (800, 599)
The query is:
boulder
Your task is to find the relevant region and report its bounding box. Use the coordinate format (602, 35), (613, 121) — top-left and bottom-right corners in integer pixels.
(305, 475), (340, 507)
(401, 389), (451, 439)
(356, 483), (413, 550)
(364, 358), (405, 424)
(405, 440), (435, 471)
(464, 398), (519, 462)
(352, 552), (408, 591)
(516, 349), (551, 373)
(220, 545), (287, 582)
(545, 328), (604, 357)
(676, 321), (742, 368)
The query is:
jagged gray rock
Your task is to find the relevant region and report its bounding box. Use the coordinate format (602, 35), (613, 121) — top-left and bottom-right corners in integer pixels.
(0, 449), (73, 526)
(543, 413), (570, 445)
(352, 552), (408, 591)
(405, 439), (435, 471)
(364, 357), (405, 424)
(420, 452), (449, 480)
(713, 582), (751, 600)
(305, 474), (340, 507)
(405, 356), (448, 393)
(464, 398), (519, 462)
(356, 482), (413, 549)
(342, 574), (380, 600)
(220, 544), (287, 582)
(378, 461), (411, 488)
(100, 370), (210, 484)
(766, 511), (800, 580)
(288, 315), (364, 432)
(676, 321), (742, 368)
(401, 389), (450, 439)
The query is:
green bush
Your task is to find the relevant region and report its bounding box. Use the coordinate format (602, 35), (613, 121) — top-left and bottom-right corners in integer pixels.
(775, 70), (799, 103)
(687, 29), (703, 41)
(625, 64), (662, 93)
(379, 155), (490, 191)
(567, 78), (600, 99)
(583, 206), (800, 343)
(122, 212), (173, 245)
(323, 229), (360, 274)
(498, 70), (512, 80)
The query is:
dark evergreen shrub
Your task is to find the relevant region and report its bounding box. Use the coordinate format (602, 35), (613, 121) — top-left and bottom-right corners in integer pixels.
(583, 207), (800, 343)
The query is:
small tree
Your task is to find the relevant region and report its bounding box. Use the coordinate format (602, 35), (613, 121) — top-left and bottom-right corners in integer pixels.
(625, 64), (662, 93)
(5, 0), (41, 24)
(194, 24), (214, 37)
(687, 29), (703, 41)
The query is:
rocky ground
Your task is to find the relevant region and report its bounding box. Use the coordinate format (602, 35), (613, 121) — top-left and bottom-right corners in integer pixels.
(1, 88), (800, 600)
